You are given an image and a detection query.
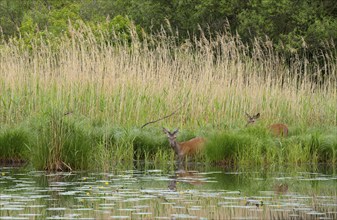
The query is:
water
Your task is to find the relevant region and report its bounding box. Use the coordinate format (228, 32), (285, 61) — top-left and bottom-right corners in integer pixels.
(0, 164), (336, 219)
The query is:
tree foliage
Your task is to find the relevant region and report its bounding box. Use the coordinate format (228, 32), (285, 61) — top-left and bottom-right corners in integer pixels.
(0, 0), (337, 56)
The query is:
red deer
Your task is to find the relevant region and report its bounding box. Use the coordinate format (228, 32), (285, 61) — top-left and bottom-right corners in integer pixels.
(245, 113), (289, 137)
(163, 128), (205, 161)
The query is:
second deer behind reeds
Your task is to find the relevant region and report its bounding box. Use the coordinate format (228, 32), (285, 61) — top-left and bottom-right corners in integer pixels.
(163, 128), (205, 161)
(245, 112), (289, 137)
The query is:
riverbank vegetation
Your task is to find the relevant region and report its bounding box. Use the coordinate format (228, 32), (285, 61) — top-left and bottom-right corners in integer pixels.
(1, 0), (337, 58)
(0, 20), (336, 170)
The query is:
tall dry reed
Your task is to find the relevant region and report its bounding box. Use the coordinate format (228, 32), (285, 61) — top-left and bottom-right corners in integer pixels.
(1, 24), (335, 131)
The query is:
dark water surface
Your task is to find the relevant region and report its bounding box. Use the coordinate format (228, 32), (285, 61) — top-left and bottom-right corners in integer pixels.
(0, 163), (336, 219)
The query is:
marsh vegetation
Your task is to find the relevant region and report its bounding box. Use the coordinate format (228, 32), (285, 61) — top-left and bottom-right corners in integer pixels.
(0, 23), (336, 170)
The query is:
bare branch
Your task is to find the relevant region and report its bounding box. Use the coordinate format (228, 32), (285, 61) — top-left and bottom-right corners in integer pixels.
(141, 106), (182, 129)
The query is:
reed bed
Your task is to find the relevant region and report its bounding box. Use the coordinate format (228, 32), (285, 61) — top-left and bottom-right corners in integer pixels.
(0, 23), (336, 170)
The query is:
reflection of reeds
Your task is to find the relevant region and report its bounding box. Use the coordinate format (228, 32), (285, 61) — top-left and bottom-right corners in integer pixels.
(1, 166), (336, 219)
(0, 23), (336, 169)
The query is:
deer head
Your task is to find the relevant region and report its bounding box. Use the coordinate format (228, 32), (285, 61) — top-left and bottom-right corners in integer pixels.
(245, 112), (260, 126)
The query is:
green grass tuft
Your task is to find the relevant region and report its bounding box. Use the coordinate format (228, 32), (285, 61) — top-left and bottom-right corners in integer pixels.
(0, 125), (30, 162)
(133, 128), (168, 159)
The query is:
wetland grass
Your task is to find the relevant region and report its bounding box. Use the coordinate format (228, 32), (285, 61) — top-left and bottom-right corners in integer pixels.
(0, 125), (30, 164)
(0, 23), (336, 170)
(206, 126), (337, 166)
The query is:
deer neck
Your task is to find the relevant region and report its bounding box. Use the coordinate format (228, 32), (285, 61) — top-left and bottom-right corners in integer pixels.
(170, 140), (181, 156)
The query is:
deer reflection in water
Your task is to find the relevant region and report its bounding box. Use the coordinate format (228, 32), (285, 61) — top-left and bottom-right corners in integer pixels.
(273, 182), (289, 195)
(168, 169), (206, 191)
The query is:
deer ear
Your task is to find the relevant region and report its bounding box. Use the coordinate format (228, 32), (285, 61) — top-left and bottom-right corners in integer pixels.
(255, 113), (260, 119)
(163, 127), (169, 134)
(173, 128), (179, 135)
(245, 112), (251, 118)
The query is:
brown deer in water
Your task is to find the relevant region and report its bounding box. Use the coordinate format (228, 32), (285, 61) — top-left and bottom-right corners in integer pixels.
(245, 112), (289, 137)
(163, 128), (205, 162)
